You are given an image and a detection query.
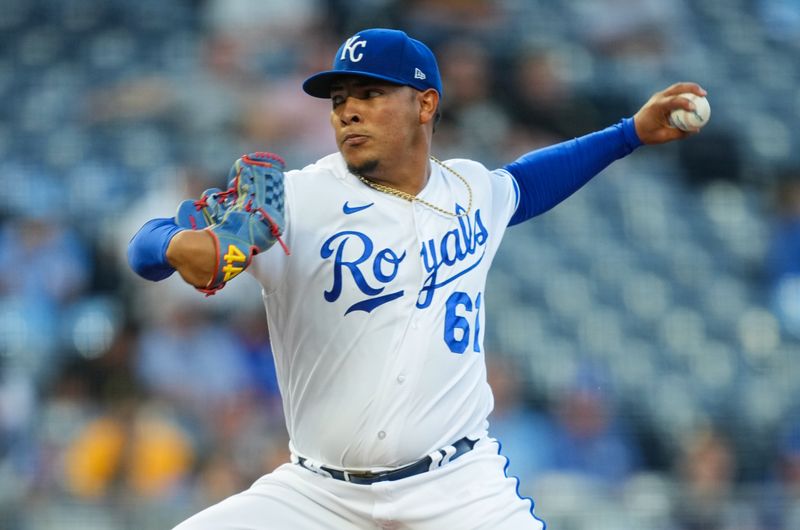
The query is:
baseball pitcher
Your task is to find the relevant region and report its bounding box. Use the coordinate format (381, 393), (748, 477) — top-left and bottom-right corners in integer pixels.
(128, 28), (705, 529)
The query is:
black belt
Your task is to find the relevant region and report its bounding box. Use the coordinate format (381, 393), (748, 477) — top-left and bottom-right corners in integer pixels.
(297, 436), (477, 485)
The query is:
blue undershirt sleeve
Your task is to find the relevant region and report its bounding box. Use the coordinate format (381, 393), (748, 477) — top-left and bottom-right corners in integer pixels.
(127, 217), (184, 281)
(505, 117), (643, 226)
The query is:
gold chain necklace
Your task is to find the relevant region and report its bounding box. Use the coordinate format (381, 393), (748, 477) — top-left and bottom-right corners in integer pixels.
(354, 156), (472, 218)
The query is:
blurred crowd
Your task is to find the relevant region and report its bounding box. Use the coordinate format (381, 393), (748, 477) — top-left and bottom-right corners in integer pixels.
(1, 0), (800, 529)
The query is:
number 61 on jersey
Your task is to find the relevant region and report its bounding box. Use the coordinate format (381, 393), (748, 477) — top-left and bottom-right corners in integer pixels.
(444, 291), (482, 354)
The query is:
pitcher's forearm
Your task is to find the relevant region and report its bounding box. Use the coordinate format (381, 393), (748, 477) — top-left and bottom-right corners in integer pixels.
(166, 229), (217, 288)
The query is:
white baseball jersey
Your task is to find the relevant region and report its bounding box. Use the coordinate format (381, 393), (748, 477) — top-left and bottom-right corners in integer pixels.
(251, 152), (520, 471)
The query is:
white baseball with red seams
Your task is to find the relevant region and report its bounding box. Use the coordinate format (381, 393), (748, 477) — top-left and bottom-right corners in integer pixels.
(669, 93), (711, 131)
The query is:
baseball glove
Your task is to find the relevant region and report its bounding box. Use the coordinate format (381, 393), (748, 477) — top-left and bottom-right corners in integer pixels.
(175, 152), (289, 295)
(175, 186), (237, 230)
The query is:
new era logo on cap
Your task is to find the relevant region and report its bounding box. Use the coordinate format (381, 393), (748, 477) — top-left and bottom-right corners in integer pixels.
(302, 28), (443, 100)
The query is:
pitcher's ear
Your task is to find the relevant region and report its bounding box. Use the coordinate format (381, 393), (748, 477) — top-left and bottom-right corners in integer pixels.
(418, 89), (440, 125)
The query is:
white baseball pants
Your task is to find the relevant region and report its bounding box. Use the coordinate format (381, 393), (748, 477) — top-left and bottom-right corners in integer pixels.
(173, 438), (546, 529)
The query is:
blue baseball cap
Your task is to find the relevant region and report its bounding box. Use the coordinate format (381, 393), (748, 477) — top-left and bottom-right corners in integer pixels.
(302, 28), (443, 99)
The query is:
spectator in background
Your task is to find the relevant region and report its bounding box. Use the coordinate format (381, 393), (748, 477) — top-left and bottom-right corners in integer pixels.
(88, 28), (338, 170)
(201, 0), (337, 166)
(26, 331), (194, 508)
(0, 215), (90, 305)
(236, 47), (339, 165)
(134, 304), (253, 423)
(24, 360), (102, 525)
(486, 356), (558, 492)
(86, 29), (281, 173)
(550, 366), (641, 484)
(672, 427), (760, 530)
(60, 399), (195, 502)
(0, 214), (92, 514)
(0, 214), (92, 383)
(433, 36), (512, 166)
(501, 46), (613, 144)
(229, 309), (283, 410)
(760, 419), (800, 529)
(0, 364), (35, 480)
(765, 171), (800, 339)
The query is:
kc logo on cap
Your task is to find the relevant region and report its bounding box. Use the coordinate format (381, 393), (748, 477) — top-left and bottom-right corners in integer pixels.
(340, 35), (368, 63)
(302, 28), (443, 100)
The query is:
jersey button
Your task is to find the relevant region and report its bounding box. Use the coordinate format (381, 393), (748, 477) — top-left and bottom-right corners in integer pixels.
(378, 430), (386, 440)
(397, 374), (406, 384)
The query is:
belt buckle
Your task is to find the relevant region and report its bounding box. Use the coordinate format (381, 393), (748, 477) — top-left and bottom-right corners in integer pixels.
(345, 469), (382, 483)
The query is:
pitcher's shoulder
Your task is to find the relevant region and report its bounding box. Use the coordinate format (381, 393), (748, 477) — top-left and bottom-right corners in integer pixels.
(286, 153), (347, 184)
(438, 157), (492, 180)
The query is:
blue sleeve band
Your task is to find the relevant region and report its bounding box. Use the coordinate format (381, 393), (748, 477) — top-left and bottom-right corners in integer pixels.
(505, 117), (642, 226)
(127, 217), (184, 281)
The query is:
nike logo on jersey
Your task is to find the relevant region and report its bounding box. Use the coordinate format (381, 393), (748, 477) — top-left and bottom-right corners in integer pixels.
(342, 201), (374, 214)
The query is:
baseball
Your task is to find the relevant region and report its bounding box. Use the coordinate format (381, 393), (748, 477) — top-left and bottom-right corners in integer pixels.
(669, 93), (710, 131)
